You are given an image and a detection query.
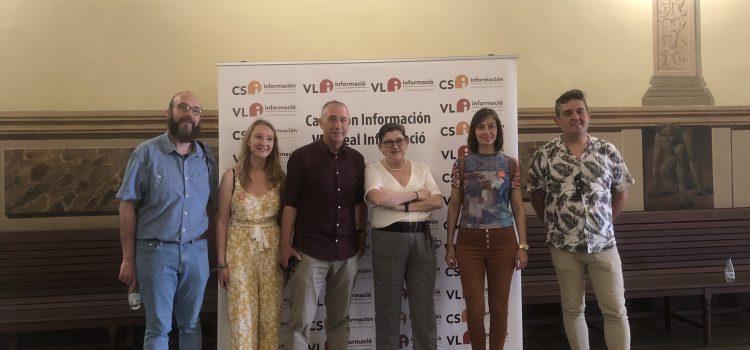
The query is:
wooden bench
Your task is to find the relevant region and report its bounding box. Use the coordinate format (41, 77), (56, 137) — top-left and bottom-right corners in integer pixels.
(0, 229), (217, 350)
(522, 208), (750, 345)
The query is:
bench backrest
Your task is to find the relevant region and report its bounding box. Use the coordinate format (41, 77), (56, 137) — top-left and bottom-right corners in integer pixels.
(524, 208), (750, 283)
(0, 228), (218, 301)
(0, 229), (124, 299)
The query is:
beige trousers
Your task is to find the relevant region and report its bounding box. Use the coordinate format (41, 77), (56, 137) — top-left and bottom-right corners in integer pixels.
(550, 246), (630, 350)
(285, 252), (360, 350)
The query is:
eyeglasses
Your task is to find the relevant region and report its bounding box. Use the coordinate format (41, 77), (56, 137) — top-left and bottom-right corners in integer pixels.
(176, 102), (202, 116)
(381, 138), (407, 148)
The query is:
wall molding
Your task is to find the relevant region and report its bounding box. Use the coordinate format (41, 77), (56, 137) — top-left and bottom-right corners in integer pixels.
(2, 107), (750, 140)
(520, 106), (750, 133)
(0, 110), (218, 140)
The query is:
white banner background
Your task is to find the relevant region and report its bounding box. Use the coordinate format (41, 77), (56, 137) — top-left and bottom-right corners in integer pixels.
(217, 56), (521, 350)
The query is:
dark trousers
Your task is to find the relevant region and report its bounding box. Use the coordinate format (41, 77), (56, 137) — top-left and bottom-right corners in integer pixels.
(372, 229), (437, 350)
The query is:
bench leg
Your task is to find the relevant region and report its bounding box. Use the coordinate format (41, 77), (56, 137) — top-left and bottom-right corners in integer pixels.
(107, 324), (118, 350)
(8, 332), (18, 350)
(664, 296), (674, 330)
(126, 326), (135, 349)
(701, 290), (712, 345)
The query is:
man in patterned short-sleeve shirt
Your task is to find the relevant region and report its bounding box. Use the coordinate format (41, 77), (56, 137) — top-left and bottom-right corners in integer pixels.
(527, 89), (634, 350)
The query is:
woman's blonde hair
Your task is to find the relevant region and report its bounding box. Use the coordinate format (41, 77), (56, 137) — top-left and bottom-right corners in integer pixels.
(236, 119), (285, 190)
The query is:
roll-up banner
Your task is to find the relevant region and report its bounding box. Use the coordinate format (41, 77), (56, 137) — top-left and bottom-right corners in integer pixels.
(217, 56), (520, 349)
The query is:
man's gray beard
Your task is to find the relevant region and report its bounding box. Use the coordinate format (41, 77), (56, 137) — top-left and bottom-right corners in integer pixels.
(168, 116), (201, 143)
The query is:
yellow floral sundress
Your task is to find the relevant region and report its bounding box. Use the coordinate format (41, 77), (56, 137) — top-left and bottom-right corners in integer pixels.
(226, 175), (282, 350)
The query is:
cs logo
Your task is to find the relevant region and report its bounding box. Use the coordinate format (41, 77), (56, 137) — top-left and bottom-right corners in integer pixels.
(309, 320), (324, 331)
(446, 313), (462, 324)
(438, 74), (469, 89)
(231, 81), (262, 95)
(248, 81), (262, 94)
(249, 103), (263, 117)
(440, 121), (469, 136)
(445, 267), (460, 277)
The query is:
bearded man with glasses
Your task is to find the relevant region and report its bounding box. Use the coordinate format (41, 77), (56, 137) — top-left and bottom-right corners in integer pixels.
(527, 89), (635, 350)
(116, 91), (217, 350)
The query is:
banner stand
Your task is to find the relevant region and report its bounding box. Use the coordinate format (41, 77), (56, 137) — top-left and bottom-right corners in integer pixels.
(217, 56), (520, 350)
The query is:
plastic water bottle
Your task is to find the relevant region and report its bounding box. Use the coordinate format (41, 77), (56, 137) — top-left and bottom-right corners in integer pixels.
(128, 291), (142, 310)
(725, 257), (736, 283)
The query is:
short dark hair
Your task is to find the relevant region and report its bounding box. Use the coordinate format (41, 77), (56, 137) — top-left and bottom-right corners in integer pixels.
(375, 123), (406, 143)
(555, 89), (589, 117)
(467, 108), (503, 153)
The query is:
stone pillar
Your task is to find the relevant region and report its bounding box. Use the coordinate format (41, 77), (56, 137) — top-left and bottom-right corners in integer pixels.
(642, 0), (714, 106)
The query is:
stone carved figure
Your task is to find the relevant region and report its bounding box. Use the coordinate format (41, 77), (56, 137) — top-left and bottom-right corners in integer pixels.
(651, 124), (709, 206)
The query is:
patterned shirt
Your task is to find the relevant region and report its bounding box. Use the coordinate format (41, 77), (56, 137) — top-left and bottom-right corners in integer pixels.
(527, 135), (634, 253)
(451, 152), (521, 229)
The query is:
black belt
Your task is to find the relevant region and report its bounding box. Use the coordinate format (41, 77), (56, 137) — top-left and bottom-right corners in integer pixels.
(141, 233), (207, 245)
(379, 221), (427, 233)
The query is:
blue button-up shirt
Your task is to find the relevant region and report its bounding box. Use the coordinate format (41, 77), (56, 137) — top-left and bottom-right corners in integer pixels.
(117, 133), (216, 243)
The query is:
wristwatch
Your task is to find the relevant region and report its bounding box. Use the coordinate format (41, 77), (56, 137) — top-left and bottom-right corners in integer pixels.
(518, 242), (530, 250)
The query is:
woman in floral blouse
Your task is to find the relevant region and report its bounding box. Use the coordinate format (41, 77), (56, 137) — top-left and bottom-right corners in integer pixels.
(445, 108), (528, 350)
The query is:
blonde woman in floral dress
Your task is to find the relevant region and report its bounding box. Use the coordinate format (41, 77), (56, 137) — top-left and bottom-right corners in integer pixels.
(216, 119), (285, 350)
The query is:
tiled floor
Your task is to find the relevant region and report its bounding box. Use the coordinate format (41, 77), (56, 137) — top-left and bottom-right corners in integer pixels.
(521, 295), (750, 350)
(524, 318), (750, 350)
(4, 316), (749, 349)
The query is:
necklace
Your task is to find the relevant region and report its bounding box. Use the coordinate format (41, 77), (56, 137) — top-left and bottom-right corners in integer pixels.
(383, 159), (407, 172)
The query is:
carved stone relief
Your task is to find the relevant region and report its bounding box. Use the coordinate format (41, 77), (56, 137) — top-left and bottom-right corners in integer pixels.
(657, 0), (690, 72)
(643, 0), (713, 106)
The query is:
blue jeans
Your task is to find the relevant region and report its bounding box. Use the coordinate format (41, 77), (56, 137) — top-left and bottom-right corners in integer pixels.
(136, 239), (209, 350)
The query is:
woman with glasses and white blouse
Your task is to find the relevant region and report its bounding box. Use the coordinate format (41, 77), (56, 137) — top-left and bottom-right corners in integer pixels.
(365, 123), (443, 350)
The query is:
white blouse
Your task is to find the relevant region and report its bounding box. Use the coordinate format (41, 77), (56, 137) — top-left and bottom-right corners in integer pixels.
(364, 160), (442, 229)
